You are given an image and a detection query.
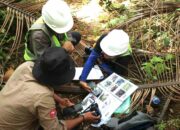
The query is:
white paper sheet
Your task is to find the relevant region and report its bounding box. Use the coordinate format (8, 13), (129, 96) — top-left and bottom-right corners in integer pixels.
(73, 65), (104, 80)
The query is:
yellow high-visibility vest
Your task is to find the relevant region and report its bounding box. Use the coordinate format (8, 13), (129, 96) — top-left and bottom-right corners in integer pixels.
(24, 17), (68, 61)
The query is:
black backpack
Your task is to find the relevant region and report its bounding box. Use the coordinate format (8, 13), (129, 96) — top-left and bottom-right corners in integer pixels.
(103, 111), (156, 130)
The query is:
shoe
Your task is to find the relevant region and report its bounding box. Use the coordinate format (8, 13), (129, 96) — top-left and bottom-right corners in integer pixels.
(85, 47), (92, 55)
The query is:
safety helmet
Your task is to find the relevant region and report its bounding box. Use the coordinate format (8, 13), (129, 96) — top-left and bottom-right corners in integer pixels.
(42, 0), (74, 33)
(100, 29), (129, 56)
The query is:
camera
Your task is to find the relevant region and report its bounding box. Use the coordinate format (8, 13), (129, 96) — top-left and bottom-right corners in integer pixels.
(89, 103), (101, 117)
(83, 103), (101, 123)
(62, 103), (83, 116)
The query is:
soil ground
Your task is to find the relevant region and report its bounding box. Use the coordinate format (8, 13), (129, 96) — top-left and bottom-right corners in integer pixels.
(63, 1), (180, 129)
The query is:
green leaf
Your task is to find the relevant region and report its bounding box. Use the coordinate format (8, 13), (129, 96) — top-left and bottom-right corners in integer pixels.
(109, 18), (119, 26)
(0, 55), (3, 60)
(155, 63), (166, 75)
(141, 62), (154, 77)
(0, 28), (6, 33)
(150, 56), (164, 64)
(163, 37), (170, 46)
(165, 54), (174, 61)
(156, 32), (161, 36)
(153, 76), (157, 80)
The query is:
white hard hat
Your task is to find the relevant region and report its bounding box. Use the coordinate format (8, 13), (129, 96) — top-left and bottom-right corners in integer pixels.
(42, 0), (73, 33)
(100, 29), (129, 56)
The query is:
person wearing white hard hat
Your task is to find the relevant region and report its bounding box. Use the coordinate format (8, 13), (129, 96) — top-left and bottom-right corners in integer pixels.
(23, 0), (81, 117)
(79, 29), (132, 92)
(24, 0), (81, 61)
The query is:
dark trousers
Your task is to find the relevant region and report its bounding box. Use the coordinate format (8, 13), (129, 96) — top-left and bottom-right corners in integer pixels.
(103, 55), (132, 76)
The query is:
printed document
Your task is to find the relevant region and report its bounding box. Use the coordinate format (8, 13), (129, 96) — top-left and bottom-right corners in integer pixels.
(81, 73), (138, 127)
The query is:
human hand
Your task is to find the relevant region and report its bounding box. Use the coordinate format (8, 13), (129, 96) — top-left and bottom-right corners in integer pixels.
(80, 81), (92, 92)
(62, 41), (75, 54)
(53, 94), (74, 108)
(59, 98), (74, 108)
(83, 111), (101, 122)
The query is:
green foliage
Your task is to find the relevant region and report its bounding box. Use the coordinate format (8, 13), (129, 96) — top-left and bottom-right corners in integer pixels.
(100, 0), (128, 12)
(141, 62), (154, 78)
(155, 32), (171, 50)
(106, 15), (128, 28)
(165, 54), (174, 61)
(156, 121), (167, 130)
(0, 32), (16, 46)
(167, 118), (180, 128)
(0, 10), (6, 25)
(141, 55), (173, 81)
(99, 0), (112, 9)
(0, 48), (6, 61)
(155, 118), (180, 130)
(137, 13), (176, 51)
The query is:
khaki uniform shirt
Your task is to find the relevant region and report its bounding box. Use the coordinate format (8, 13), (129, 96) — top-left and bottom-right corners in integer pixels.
(0, 62), (66, 130)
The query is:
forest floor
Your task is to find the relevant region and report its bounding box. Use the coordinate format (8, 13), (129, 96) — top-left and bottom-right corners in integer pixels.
(63, 0), (180, 130)
(0, 0), (179, 129)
